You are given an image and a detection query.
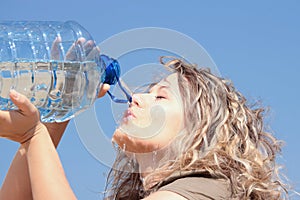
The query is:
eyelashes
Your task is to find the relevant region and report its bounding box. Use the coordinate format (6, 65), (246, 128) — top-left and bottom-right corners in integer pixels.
(155, 95), (166, 100)
(154, 87), (169, 101)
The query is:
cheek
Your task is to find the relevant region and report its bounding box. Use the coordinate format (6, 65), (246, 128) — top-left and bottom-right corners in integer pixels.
(120, 105), (168, 139)
(154, 108), (184, 147)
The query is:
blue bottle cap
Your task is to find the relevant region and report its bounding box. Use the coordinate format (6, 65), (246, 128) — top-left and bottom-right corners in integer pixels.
(100, 54), (120, 85)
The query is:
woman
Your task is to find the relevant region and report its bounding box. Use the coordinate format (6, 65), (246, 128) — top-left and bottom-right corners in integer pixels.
(0, 57), (289, 199)
(105, 57), (289, 199)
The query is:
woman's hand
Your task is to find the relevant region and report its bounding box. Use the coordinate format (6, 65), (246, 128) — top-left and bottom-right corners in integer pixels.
(0, 90), (44, 144)
(51, 37), (110, 98)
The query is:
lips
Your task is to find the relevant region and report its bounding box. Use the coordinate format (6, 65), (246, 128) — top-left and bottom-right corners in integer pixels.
(124, 109), (136, 119)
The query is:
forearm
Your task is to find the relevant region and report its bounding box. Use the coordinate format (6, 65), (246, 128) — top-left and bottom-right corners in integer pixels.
(0, 148), (31, 200)
(0, 121), (70, 200)
(23, 124), (76, 200)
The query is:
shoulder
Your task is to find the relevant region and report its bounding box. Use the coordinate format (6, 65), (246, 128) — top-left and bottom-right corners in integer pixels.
(157, 176), (231, 200)
(142, 190), (188, 200)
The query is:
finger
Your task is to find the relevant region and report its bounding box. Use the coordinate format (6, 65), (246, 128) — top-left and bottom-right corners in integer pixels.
(65, 37), (86, 60)
(86, 46), (100, 60)
(9, 90), (37, 116)
(51, 36), (62, 60)
(77, 37), (86, 44)
(83, 40), (96, 55)
(98, 84), (110, 98)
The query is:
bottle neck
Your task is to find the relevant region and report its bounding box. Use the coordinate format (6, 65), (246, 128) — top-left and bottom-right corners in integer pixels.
(100, 54), (132, 104)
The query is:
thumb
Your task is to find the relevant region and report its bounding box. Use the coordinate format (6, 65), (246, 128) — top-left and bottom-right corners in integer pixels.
(9, 90), (37, 115)
(98, 84), (110, 98)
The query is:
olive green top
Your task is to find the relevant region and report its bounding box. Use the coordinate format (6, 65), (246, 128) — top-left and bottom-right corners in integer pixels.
(157, 171), (231, 200)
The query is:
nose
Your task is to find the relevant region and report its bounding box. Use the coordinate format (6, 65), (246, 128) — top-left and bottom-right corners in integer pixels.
(130, 93), (153, 108)
(131, 93), (143, 107)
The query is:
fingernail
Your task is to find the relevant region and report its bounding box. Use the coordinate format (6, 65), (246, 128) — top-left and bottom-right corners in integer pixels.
(10, 89), (19, 99)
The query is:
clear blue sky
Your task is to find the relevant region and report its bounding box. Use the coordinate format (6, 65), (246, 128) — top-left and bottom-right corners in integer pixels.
(0, 1), (299, 199)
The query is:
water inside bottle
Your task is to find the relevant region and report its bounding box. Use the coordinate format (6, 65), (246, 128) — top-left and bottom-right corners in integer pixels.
(0, 60), (102, 122)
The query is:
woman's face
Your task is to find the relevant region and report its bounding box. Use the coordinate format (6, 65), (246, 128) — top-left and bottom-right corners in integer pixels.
(113, 73), (185, 153)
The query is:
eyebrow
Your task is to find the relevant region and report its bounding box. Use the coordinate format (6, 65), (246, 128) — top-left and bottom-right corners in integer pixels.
(135, 78), (171, 94)
(149, 82), (171, 93)
(150, 78), (171, 89)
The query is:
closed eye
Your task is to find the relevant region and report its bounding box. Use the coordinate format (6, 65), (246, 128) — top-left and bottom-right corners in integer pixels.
(155, 95), (166, 100)
(154, 86), (170, 100)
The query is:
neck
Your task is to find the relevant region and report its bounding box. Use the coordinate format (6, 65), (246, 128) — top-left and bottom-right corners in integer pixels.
(134, 151), (160, 178)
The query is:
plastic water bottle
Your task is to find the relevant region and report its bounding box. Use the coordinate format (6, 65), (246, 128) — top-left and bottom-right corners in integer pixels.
(0, 21), (131, 122)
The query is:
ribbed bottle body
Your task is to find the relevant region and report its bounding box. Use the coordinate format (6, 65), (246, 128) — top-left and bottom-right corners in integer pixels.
(0, 21), (106, 122)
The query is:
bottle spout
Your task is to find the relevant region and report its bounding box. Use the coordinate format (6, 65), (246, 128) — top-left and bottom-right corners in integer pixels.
(100, 55), (132, 104)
